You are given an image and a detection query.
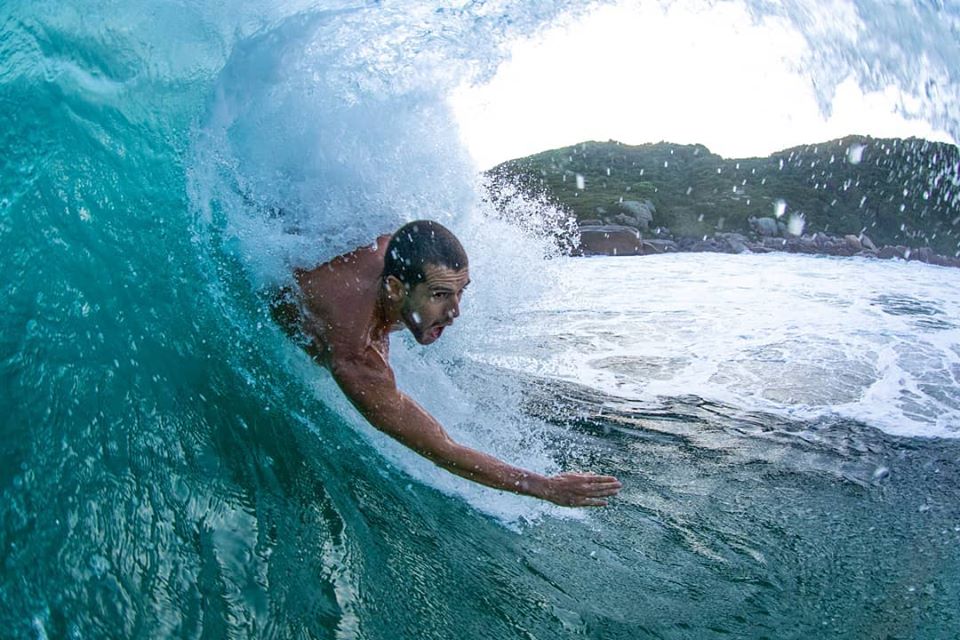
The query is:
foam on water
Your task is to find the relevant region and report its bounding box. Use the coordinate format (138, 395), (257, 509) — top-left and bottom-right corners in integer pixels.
(476, 252), (960, 439)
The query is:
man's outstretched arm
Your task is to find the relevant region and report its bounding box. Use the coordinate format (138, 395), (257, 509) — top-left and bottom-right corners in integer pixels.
(330, 351), (622, 507)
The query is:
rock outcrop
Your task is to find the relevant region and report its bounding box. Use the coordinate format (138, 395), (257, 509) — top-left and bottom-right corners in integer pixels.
(576, 225), (643, 256)
(573, 224), (960, 267)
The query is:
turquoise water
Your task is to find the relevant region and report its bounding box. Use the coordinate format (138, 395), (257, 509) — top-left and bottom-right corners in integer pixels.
(2, 1), (960, 637)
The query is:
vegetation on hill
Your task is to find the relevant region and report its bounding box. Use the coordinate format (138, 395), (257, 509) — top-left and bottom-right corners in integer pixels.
(487, 136), (960, 256)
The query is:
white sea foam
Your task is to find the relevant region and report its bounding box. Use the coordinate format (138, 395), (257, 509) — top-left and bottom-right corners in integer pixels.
(472, 252), (960, 439)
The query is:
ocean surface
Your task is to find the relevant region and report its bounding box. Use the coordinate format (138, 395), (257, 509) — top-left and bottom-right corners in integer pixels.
(2, 0), (960, 638)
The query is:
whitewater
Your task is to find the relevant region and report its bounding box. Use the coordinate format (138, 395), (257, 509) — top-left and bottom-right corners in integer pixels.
(2, 0), (959, 638)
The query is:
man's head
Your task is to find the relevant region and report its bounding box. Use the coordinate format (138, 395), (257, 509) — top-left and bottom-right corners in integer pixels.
(382, 220), (470, 345)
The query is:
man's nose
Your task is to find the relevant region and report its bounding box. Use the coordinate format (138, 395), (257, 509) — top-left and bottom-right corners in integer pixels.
(448, 299), (460, 319)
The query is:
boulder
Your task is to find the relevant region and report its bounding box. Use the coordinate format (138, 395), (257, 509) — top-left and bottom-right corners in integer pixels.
(644, 239), (678, 254)
(762, 237), (788, 249)
(749, 216), (780, 237)
(793, 236), (818, 253)
(619, 200), (655, 229)
(715, 232), (750, 253)
(577, 225), (642, 256)
(938, 255), (960, 268)
(844, 234), (862, 251)
(691, 237), (724, 252)
(860, 234), (877, 251)
(877, 245), (907, 259)
(826, 241), (856, 257)
(613, 213), (640, 227)
(812, 232), (832, 247)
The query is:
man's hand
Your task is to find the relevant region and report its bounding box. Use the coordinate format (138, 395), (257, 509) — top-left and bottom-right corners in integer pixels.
(537, 472), (623, 507)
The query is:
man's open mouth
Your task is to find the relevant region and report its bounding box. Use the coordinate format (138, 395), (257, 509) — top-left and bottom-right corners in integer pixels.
(430, 325), (445, 340)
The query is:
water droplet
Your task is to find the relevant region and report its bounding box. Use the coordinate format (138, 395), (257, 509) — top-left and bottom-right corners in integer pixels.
(411, 312), (421, 324)
(576, 174), (585, 190)
(787, 212), (805, 236)
(847, 144), (866, 164)
(774, 199), (787, 218)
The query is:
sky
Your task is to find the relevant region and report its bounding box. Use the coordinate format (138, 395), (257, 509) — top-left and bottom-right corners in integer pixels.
(450, 1), (956, 169)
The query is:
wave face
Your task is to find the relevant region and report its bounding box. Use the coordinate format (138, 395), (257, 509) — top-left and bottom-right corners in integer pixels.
(2, 0), (960, 637)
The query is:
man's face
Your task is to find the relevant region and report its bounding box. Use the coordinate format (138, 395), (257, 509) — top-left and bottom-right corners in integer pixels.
(401, 264), (470, 345)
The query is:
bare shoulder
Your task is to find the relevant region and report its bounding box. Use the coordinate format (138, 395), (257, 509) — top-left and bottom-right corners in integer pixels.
(300, 244), (385, 339)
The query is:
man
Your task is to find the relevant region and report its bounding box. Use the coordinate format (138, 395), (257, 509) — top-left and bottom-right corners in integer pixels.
(273, 220), (622, 507)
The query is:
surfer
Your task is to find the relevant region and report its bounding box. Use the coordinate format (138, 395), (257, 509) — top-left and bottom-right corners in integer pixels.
(272, 220), (622, 507)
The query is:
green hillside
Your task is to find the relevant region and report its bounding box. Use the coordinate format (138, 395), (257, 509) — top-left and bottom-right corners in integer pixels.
(487, 136), (960, 255)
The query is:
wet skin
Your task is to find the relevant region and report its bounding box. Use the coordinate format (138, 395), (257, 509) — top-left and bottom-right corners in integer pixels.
(273, 234), (622, 507)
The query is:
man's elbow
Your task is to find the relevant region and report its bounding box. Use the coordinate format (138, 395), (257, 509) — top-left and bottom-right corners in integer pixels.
(331, 360), (394, 421)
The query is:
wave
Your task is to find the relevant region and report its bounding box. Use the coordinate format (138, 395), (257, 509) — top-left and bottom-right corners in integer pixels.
(3, 0), (960, 637)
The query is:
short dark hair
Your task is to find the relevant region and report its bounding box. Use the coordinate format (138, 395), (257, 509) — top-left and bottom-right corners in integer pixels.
(382, 220), (468, 286)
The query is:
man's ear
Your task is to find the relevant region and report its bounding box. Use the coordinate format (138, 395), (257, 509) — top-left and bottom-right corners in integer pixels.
(384, 275), (406, 303)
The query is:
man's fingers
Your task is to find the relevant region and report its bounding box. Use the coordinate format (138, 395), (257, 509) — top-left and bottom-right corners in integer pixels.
(550, 472), (622, 507)
(579, 478), (622, 492)
(564, 473), (620, 483)
(587, 479), (622, 488)
(578, 498), (608, 507)
(588, 485), (622, 497)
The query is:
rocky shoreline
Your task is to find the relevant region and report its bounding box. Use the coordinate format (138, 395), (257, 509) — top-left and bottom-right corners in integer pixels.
(575, 220), (960, 268)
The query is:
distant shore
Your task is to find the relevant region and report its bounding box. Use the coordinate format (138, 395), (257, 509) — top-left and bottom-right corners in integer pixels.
(489, 136), (960, 265)
(574, 222), (960, 268)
